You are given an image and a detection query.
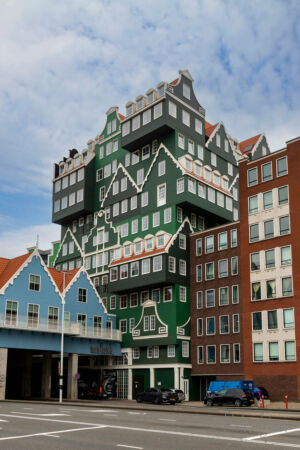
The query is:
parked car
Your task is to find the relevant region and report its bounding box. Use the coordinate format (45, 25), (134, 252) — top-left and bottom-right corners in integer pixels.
(204, 388), (254, 407)
(207, 380), (255, 397)
(136, 388), (178, 405)
(170, 389), (185, 403)
(78, 380), (107, 400)
(253, 386), (269, 400)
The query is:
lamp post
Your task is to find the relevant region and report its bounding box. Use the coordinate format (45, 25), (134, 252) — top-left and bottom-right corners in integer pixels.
(57, 269), (73, 404)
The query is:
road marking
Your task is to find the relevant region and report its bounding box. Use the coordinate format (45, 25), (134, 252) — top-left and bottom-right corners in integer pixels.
(117, 445), (143, 449)
(128, 412), (146, 415)
(251, 440), (300, 448)
(104, 414), (118, 417)
(45, 434), (60, 438)
(244, 427), (300, 441)
(11, 412), (70, 417)
(81, 409), (118, 413)
(159, 418), (176, 422)
(0, 420), (8, 422)
(230, 424), (252, 428)
(0, 425), (107, 441)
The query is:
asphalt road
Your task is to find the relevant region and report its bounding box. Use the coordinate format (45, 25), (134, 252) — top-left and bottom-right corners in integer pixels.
(0, 401), (300, 449)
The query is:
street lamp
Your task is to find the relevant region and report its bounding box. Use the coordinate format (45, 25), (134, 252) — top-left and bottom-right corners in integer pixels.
(56, 269), (73, 404)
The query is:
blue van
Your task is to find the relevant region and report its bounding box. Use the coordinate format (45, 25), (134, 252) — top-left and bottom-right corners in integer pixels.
(207, 380), (255, 396)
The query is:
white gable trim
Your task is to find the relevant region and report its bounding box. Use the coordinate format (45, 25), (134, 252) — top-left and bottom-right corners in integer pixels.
(165, 217), (193, 252)
(251, 134), (264, 157)
(52, 228), (83, 267)
(132, 300), (168, 333)
(229, 173), (239, 192)
(205, 121), (221, 146)
(101, 163), (138, 207)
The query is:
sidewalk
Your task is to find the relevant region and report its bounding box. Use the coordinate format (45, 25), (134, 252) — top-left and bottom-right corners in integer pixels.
(3, 398), (300, 420)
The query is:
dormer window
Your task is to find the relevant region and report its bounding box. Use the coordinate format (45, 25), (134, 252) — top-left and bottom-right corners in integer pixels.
(136, 96), (145, 111)
(124, 244), (131, 258)
(157, 83), (166, 98)
(213, 172), (220, 186)
(146, 90), (155, 104)
(204, 167), (211, 182)
(183, 83), (191, 100)
(222, 177), (229, 190)
(74, 157), (80, 167)
(113, 247), (121, 261)
(126, 103), (134, 116)
(67, 160), (72, 170)
(82, 152), (87, 162)
(59, 164), (65, 175)
(194, 162), (202, 177)
(184, 157), (193, 172)
(134, 241), (142, 254)
(145, 238), (153, 251)
(157, 234), (165, 248)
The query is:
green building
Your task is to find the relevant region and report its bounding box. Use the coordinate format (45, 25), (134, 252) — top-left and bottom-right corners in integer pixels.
(52, 70), (242, 400)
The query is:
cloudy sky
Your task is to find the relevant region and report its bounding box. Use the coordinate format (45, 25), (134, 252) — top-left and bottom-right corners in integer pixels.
(0, 0), (299, 257)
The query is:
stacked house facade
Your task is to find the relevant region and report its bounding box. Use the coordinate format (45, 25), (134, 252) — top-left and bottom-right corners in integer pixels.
(52, 70), (240, 400)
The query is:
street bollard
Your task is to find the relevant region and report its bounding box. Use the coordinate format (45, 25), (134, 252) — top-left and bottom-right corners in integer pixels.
(261, 394), (264, 408)
(285, 393), (288, 409)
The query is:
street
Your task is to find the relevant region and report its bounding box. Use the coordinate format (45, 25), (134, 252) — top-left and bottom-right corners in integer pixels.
(0, 402), (299, 449)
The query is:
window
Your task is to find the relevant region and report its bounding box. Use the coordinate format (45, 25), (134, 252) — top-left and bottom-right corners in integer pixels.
(282, 277), (292, 296)
(29, 274), (40, 291)
(177, 207), (183, 223)
(152, 289), (160, 303)
(264, 220), (274, 239)
(182, 110), (190, 127)
(188, 177), (196, 193)
(267, 279), (276, 299)
(110, 296), (116, 309)
(220, 344), (230, 363)
(131, 196), (137, 210)
(233, 344), (240, 363)
(279, 215), (290, 235)
(179, 286), (186, 302)
(178, 234), (186, 250)
(196, 265), (202, 282)
(196, 238), (202, 256)
(142, 258), (151, 275)
(263, 191), (273, 210)
(168, 344), (175, 358)
(188, 140), (194, 155)
(251, 252), (260, 271)
(120, 264), (128, 280)
(249, 224), (259, 242)
(283, 308), (294, 328)
(137, 168), (144, 185)
(141, 192), (148, 208)
(153, 102), (162, 119)
(265, 249), (275, 269)
(110, 267), (118, 282)
(205, 236), (214, 253)
(153, 346), (159, 358)
(158, 160), (166, 176)
(28, 304), (39, 328)
(219, 287), (229, 306)
(144, 316), (149, 331)
(248, 167), (258, 186)
(205, 262), (214, 280)
(217, 192), (224, 207)
(168, 101), (177, 118)
(254, 343), (263, 362)
(54, 199), (60, 213)
(147, 346), (153, 358)
(252, 312), (262, 331)
(267, 310), (278, 329)
(120, 319), (127, 333)
(285, 341), (296, 361)
(218, 259), (228, 278)
(182, 341), (189, 358)
(133, 348), (140, 359)
(132, 115), (140, 131)
(153, 255), (162, 272)
(233, 314), (239, 333)
(208, 188), (215, 203)
(177, 178), (184, 194)
(197, 291), (203, 309)
(191, 213), (196, 228)
(262, 162), (272, 182)
(142, 216), (149, 231)
(218, 232), (227, 250)
(112, 181), (119, 195)
(211, 153), (217, 166)
(157, 184), (166, 206)
(99, 187), (105, 202)
(197, 346), (204, 364)
(231, 256), (238, 275)
(131, 261), (139, 277)
(220, 316), (229, 334)
(269, 342), (279, 361)
(197, 145), (204, 160)
(206, 289), (215, 307)
(178, 133), (185, 149)
(232, 285), (239, 304)
(252, 282), (261, 301)
(276, 156), (288, 177)
(157, 234), (165, 248)
(206, 317), (215, 335)
(231, 229), (237, 247)
(207, 345), (216, 363)
(179, 260), (186, 276)
(169, 256), (176, 273)
(5, 301), (18, 326)
(164, 286), (172, 302)
(278, 186), (288, 205)
(164, 207), (171, 223)
(183, 83), (190, 99)
(195, 118), (202, 134)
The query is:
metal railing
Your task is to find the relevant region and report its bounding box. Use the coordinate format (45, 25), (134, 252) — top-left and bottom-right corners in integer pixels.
(0, 314), (121, 341)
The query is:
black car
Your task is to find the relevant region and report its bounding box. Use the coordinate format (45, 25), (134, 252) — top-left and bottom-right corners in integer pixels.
(136, 388), (178, 405)
(204, 388), (254, 407)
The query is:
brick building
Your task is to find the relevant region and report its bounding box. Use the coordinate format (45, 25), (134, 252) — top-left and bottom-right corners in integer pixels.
(239, 136), (300, 401)
(190, 222), (242, 400)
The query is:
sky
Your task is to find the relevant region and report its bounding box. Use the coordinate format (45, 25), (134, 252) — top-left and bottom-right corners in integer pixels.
(0, 0), (299, 258)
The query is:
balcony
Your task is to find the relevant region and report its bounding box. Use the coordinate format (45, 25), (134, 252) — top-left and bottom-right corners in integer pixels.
(0, 314), (122, 342)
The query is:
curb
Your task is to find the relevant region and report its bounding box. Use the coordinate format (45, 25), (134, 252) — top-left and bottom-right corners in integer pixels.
(2, 399), (300, 421)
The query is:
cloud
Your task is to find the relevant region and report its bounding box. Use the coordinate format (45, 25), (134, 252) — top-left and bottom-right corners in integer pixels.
(0, 223), (60, 258)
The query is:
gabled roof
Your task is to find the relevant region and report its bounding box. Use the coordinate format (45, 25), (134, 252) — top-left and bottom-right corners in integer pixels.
(48, 268), (80, 293)
(170, 78), (179, 86)
(205, 121), (219, 137)
(0, 253), (32, 289)
(118, 113), (125, 121)
(238, 134), (262, 154)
